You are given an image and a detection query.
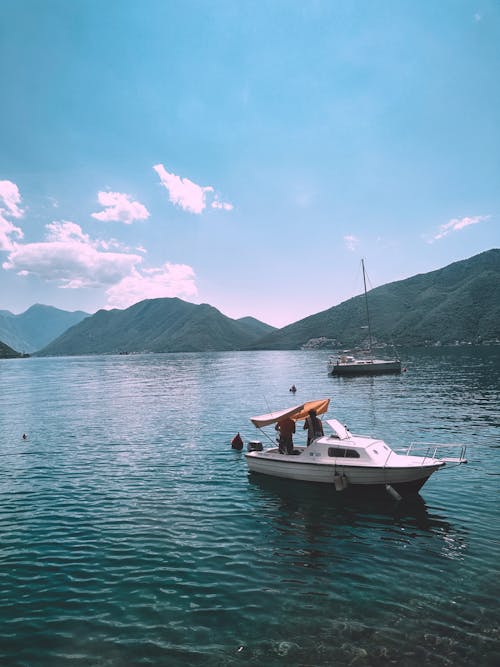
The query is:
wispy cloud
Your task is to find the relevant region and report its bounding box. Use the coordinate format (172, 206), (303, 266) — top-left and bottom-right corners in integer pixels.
(91, 191), (150, 224)
(428, 215), (490, 243)
(211, 198), (234, 211)
(344, 234), (360, 251)
(153, 164), (232, 214)
(153, 164), (212, 214)
(105, 263), (198, 309)
(0, 180), (24, 251)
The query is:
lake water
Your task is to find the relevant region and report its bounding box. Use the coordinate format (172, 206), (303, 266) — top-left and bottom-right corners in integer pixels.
(0, 348), (498, 666)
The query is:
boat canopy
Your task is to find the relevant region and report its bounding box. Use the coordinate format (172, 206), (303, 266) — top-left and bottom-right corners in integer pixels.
(250, 398), (330, 428)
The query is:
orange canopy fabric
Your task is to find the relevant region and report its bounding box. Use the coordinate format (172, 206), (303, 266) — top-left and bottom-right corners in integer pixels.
(288, 398), (330, 423)
(250, 398), (330, 428)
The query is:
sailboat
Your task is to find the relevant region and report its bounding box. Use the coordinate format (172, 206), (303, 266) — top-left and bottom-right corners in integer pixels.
(327, 260), (402, 376)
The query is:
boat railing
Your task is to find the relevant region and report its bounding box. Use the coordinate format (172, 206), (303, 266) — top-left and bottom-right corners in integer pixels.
(405, 442), (467, 466)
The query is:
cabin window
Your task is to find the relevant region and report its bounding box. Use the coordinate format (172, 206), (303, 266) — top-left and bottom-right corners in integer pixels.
(345, 449), (360, 458)
(328, 447), (360, 458)
(329, 447), (344, 457)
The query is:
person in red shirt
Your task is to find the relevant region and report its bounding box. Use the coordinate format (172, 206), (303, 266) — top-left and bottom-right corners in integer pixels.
(275, 417), (295, 454)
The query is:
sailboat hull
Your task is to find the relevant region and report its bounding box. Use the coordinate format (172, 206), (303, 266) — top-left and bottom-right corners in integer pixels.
(329, 359), (402, 375)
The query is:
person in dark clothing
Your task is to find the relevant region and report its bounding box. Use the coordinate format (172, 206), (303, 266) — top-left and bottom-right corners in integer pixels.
(303, 409), (324, 446)
(275, 416), (295, 454)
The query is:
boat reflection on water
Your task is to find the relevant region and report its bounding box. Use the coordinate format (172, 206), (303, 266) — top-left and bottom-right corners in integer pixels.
(247, 472), (466, 554)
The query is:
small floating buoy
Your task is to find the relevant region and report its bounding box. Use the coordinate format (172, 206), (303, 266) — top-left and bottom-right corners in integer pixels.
(289, 384), (297, 393)
(231, 432), (243, 450)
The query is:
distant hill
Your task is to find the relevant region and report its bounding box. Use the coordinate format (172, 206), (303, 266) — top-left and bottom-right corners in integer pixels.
(23, 249), (500, 356)
(0, 304), (90, 353)
(0, 340), (24, 359)
(248, 249), (500, 349)
(236, 316), (275, 339)
(36, 298), (277, 356)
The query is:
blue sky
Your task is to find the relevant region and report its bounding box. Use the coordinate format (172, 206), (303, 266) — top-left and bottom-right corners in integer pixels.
(0, 0), (498, 327)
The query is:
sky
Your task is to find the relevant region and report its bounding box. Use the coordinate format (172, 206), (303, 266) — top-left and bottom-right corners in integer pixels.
(0, 0), (498, 328)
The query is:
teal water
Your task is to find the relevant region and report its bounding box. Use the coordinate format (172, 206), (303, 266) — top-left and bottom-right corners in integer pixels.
(0, 348), (498, 666)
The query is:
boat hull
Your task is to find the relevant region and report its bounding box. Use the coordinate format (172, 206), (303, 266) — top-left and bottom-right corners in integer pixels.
(245, 451), (442, 495)
(329, 360), (401, 376)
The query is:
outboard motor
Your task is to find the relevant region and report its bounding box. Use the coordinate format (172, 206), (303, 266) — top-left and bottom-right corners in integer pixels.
(247, 440), (263, 452)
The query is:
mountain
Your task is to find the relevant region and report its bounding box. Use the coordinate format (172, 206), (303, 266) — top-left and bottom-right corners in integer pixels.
(25, 249), (500, 356)
(0, 304), (90, 353)
(248, 249), (500, 349)
(36, 298), (277, 356)
(0, 340), (24, 359)
(236, 316), (275, 339)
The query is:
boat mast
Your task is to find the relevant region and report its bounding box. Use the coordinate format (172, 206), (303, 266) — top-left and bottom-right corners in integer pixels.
(361, 258), (374, 354)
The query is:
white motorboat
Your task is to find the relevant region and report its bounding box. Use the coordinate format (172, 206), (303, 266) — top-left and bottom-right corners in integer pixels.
(245, 399), (467, 498)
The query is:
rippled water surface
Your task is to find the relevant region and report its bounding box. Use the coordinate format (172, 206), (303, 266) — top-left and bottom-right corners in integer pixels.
(0, 348), (498, 666)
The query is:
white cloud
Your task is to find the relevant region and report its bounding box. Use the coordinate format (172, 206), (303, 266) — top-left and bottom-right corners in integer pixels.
(3, 217), (198, 308)
(344, 234), (360, 251)
(105, 262), (197, 309)
(0, 212), (24, 251)
(0, 180), (24, 251)
(429, 215), (490, 242)
(2, 220), (143, 288)
(2, 180), (201, 310)
(153, 163), (232, 214)
(153, 164), (212, 214)
(46, 220), (90, 244)
(97, 237), (134, 252)
(91, 191), (150, 224)
(211, 198), (234, 211)
(0, 180), (23, 218)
